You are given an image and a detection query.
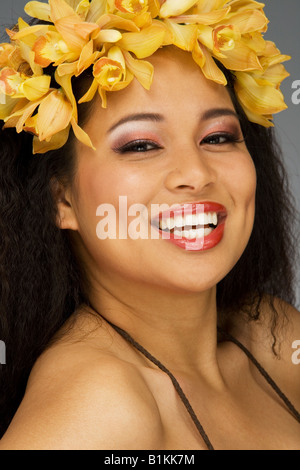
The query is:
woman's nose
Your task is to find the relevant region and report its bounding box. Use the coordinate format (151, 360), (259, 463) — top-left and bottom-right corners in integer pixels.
(164, 144), (217, 194)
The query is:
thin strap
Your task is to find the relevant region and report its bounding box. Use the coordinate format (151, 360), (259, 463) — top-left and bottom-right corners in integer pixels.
(218, 327), (300, 423)
(103, 318), (215, 450)
(92, 308), (300, 450)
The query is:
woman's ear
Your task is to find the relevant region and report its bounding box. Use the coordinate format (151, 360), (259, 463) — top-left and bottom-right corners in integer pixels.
(51, 177), (79, 231)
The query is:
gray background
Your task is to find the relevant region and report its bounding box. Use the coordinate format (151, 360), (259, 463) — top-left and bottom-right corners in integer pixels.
(1, 0), (300, 306)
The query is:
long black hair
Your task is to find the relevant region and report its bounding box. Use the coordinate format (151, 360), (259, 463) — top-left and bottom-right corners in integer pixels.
(0, 59), (298, 438)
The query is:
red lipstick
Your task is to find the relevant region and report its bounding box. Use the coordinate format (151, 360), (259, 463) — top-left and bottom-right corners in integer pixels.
(152, 202), (227, 252)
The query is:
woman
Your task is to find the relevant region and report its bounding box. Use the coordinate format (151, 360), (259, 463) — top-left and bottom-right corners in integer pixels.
(0, 0), (299, 450)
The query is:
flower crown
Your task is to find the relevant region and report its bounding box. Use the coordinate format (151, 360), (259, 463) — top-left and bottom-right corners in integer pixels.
(0, 0), (290, 154)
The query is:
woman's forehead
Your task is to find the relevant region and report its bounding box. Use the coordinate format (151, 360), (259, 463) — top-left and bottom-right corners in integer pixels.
(84, 47), (234, 131)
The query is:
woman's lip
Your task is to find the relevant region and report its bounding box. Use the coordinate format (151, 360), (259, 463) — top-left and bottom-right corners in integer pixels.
(151, 201), (227, 224)
(151, 201), (227, 252)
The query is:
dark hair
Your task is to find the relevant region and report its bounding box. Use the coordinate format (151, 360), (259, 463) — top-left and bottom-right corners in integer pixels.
(0, 58), (298, 438)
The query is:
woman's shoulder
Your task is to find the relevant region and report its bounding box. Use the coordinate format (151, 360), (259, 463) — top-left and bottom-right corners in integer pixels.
(230, 295), (300, 407)
(0, 312), (163, 450)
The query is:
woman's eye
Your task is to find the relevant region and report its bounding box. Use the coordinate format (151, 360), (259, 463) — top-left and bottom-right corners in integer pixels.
(201, 133), (244, 146)
(114, 140), (162, 154)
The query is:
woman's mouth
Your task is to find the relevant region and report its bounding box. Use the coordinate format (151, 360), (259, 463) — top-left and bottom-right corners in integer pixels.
(152, 202), (227, 251)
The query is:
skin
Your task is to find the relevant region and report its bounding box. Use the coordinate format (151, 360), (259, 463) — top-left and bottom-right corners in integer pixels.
(0, 48), (299, 450)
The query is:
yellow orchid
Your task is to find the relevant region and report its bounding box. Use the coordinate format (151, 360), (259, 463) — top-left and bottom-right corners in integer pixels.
(234, 71), (288, 127)
(94, 46), (127, 89)
(80, 45), (134, 107)
(0, 67), (51, 101)
(114, 0), (149, 15)
(0, 43), (30, 73)
(117, 22), (168, 58)
(159, 0), (199, 18)
(0, 0), (291, 153)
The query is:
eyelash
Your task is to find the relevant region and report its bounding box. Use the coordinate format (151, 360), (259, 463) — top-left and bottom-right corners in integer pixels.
(113, 132), (244, 154)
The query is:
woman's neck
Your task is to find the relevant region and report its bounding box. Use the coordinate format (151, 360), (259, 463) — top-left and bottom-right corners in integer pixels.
(88, 277), (224, 387)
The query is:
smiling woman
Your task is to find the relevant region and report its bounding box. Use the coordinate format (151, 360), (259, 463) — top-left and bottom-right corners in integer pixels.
(0, 0), (299, 451)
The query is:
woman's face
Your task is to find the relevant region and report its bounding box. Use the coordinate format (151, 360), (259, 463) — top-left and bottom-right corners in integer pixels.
(65, 47), (256, 294)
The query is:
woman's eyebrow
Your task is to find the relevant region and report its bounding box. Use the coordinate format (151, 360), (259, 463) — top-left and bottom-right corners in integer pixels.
(107, 113), (164, 133)
(107, 108), (239, 134)
(201, 108), (240, 122)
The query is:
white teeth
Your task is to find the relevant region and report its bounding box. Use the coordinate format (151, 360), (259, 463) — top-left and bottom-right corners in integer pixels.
(173, 227), (213, 239)
(166, 218), (175, 230)
(174, 215), (183, 227)
(204, 227), (213, 236)
(159, 211), (218, 231)
(184, 214), (194, 226)
(160, 219), (168, 230)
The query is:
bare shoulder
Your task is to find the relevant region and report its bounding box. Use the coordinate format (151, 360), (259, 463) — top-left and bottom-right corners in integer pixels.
(231, 296), (300, 407)
(0, 316), (163, 450)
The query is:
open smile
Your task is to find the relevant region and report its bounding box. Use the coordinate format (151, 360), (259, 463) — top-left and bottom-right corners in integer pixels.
(151, 202), (227, 251)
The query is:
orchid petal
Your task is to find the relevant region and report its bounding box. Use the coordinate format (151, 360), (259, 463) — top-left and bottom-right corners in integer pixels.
(24, 1), (52, 21)
(75, 0), (90, 20)
(78, 77), (99, 103)
(20, 75), (51, 101)
(86, 0), (107, 23)
(197, 25), (214, 51)
(118, 22), (166, 59)
(107, 46), (126, 68)
(115, 0), (149, 15)
(71, 117), (96, 149)
(54, 70), (78, 120)
(159, 0), (199, 18)
(222, 10), (269, 34)
(0, 68), (23, 96)
(64, 0), (86, 10)
(123, 50), (153, 89)
(93, 54), (125, 89)
(56, 61), (78, 76)
(200, 45), (227, 85)
(217, 42), (262, 71)
(23, 114), (39, 135)
(241, 32), (265, 54)
(0, 94), (19, 120)
(96, 29), (123, 43)
(32, 32), (73, 67)
(259, 53), (291, 70)
(234, 71), (288, 115)
(37, 89), (73, 141)
(170, 7), (231, 25)
(33, 125), (70, 153)
(98, 86), (107, 108)
(228, 0), (265, 14)
(73, 22), (100, 40)
(49, 0), (80, 22)
(12, 24), (53, 41)
(4, 99), (43, 133)
(108, 69), (134, 90)
(237, 106), (274, 127)
(191, 38), (205, 68)
(96, 14), (140, 32)
(148, 0), (161, 18)
(192, 0), (229, 14)
(164, 20), (198, 51)
(133, 12), (153, 29)
(0, 44), (16, 67)
(76, 40), (102, 75)
(54, 17), (88, 50)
